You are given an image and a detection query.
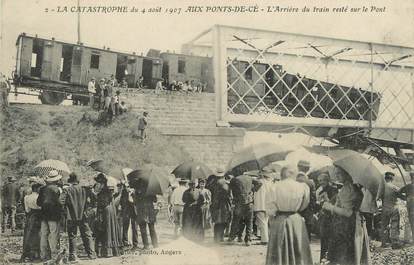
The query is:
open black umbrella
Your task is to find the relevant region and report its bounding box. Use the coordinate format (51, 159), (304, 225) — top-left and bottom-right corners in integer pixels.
(127, 165), (170, 196)
(172, 161), (213, 181)
(226, 142), (296, 176)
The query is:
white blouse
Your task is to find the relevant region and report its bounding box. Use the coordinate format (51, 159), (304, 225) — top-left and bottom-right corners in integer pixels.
(265, 178), (310, 216)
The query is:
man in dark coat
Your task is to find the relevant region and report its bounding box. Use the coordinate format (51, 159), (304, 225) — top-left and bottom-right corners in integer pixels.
(210, 169), (232, 243)
(228, 173), (261, 246)
(37, 170), (63, 261)
(120, 182), (139, 248)
(315, 173), (338, 262)
(63, 173), (96, 261)
(1, 176), (20, 233)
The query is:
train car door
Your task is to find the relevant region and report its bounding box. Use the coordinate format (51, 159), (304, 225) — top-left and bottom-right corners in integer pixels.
(70, 47), (83, 85)
(19, 36), (33, 77)
(31, 39), (44, 78)
(142, 59), (153, 88)
(126, 57), (137, 86)
(60, 45), (73, 82)
(116, 54), (128, 83)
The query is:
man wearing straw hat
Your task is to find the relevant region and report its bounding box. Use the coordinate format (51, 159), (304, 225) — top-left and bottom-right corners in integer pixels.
(169, 178), (189, 237)
(36, 170), (64, 261)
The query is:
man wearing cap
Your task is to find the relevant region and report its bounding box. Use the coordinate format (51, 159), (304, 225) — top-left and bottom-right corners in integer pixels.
(88, 77), (96, 108)
(1, 176), (20, 233)
(169, 178), (188, 237)
(36, 170), (64, 261)
(380, 172), (404, 248)
(63, 172), (96, 261)
(138, 111), (149, 143)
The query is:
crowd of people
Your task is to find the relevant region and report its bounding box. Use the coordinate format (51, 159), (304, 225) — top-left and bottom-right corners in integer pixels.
(86, 75), (128, 117)
(2, 158), (414, 265)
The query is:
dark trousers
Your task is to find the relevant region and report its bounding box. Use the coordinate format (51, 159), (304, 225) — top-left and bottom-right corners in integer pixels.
(229, 203), (253, 242)
(361, 212), (374, 237)
(67, 220), (95, 258)
(122, 213), (138, 247)
(381, 208), (400, 245)
(138, 223), (158, 248)
(2, 206), (16, 232)
(213, 223), (227, 243)
(319, 214), (333, 261)
(407, 202), (414, 241)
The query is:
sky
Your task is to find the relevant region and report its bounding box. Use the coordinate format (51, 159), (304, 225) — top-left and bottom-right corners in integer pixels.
(1, 0), (414, 75)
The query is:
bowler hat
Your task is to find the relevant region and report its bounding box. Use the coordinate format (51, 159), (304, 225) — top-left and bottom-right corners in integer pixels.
(68, 172), (79, 183)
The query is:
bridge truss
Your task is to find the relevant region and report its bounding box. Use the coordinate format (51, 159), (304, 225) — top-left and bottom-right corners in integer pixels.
(183, 25), (414, 144)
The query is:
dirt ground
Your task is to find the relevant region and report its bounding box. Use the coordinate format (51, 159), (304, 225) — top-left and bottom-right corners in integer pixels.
(2, 211), (414, 265)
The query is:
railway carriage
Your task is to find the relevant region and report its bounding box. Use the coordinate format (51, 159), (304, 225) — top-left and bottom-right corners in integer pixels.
(14, 33), (162, 104)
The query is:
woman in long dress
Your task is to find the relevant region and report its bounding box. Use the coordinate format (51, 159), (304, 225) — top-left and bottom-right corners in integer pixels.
(93, 173), (123, 257)
(198, 179), (212, 231)
(322, 167), (371, 265)
(182, 180), (205, 241)
(265, 165), (313, 265)
(21, 183), (43, 262)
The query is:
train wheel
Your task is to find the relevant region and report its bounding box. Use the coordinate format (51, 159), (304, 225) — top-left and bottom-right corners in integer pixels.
(39, 91), (65, 105)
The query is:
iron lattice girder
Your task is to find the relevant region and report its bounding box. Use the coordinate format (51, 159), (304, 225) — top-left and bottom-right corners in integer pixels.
(184, 25), (414, 135)
(189, 43), (414, 73)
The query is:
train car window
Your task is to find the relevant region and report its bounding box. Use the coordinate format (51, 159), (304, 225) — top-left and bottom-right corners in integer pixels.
(178, 59), (186, 74)
(31, 53), (37, 68)
(245, 64), (253, 80)
(201, 62), (208, 77)
(90, 54), (100, 69)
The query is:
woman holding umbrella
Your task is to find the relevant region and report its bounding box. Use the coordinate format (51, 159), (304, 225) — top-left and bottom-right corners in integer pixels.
(93, 173), (124, 257)
(322, 167), (370, 265)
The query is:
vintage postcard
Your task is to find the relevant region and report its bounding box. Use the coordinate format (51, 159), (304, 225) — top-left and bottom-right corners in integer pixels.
(0, 0), (413, 264)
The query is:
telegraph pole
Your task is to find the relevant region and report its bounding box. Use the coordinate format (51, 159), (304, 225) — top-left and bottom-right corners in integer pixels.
(77, 0), (81, 44)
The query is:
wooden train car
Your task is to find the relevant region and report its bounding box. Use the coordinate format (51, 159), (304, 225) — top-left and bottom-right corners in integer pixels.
(226, 61), (381, 121)
(13, 33), (162, 104)
(160, 52), (214, 92)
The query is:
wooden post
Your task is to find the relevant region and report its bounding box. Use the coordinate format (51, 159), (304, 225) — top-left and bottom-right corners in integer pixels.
(212, 25), (228, 123)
